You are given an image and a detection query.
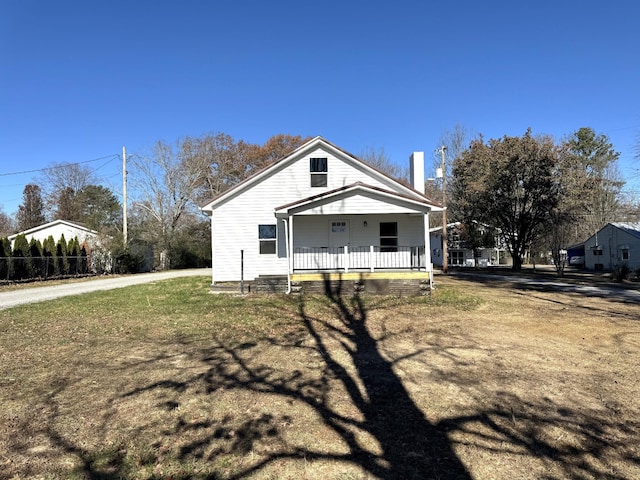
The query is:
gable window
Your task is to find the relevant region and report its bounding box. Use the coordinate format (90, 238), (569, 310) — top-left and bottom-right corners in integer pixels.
(380, 222), (398, 252)
(621, 248), (629, 261)
(258, 224), (276, 254)
(310, 157), (328, 187)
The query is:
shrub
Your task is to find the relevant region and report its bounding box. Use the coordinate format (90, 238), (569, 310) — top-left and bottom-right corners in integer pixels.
(613, 263), (631, 282)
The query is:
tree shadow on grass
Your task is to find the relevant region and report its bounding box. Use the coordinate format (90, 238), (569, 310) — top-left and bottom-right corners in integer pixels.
(9, 279), (640, 479)
(173, 278), (471, 479)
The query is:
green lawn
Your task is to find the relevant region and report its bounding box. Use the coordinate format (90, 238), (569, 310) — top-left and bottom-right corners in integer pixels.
(1, 275), (638, 479)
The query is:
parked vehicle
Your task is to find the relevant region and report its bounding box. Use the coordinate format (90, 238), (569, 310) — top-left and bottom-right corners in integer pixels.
(569, 255), (585, 266)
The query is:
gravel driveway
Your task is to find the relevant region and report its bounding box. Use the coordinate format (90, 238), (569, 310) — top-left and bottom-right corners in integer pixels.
(0, 269), (212, 310)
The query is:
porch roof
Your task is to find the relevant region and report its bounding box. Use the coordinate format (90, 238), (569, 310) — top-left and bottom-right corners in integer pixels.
(274, 181), (442, 217)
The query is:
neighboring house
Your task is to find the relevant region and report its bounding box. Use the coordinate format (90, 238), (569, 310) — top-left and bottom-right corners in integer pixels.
(430, 222), (510, 268)
(200, 136), (442, 294)
(8, 219), (98, 249)
(583, 222), (640, 271)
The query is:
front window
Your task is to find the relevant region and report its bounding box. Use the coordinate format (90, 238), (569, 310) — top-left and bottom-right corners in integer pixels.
(310, 157), (328, 187)
(380, 222), (398, 252)
(258, 224), (276, 254)
(621, 248), (629, 260)
(450, 250), (464, 265)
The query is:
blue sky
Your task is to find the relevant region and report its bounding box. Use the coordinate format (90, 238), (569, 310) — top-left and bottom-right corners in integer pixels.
(1, 1), (639, 216)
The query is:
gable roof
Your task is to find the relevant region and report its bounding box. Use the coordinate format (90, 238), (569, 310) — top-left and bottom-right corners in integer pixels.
(200, 136), (433, 211)
(8, 219), (98, 241)
(274, 181), (441, 216)
(610, 222), (640, 241)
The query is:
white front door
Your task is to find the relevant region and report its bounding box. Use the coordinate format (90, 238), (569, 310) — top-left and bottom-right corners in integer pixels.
(329, 220), (350, 248)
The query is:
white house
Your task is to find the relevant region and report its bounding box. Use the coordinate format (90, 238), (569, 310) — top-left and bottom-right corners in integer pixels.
(583, 222), (640, 271)
(8, 219), (98, 248)
(430, 222), (510, 268)
(200, 137), (442, 293)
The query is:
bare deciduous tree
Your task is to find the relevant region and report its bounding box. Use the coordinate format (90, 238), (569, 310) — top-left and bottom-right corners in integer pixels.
(0, 208), (15, 237)
(17, 184), (46, 231)
(359, 146), (408, 182)
(131, 140), (203, 268)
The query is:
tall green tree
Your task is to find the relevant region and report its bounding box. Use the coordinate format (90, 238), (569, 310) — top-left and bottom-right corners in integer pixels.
(451, 130), (559, 270)
(562, 127), (622, 238)
(79, 185), (121, 232)
(52, 184), (121, 232)
(17, 184), (46, 231)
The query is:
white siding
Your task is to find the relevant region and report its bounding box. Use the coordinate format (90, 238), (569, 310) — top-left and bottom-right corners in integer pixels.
(210, 144), (429, 282)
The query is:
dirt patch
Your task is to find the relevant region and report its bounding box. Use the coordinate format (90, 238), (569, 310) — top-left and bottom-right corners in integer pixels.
(0, 275), (638, 479)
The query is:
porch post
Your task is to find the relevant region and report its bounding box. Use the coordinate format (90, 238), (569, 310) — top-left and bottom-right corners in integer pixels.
(344, 245), (349, 272)
(288, 215), (294, 274)
(209, 212), (215, 285)
(370, 245), (375, 272)
(424, 212), (432, 273)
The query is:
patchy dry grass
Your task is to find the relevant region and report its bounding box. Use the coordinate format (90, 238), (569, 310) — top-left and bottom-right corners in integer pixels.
(1, 275), (639, 479)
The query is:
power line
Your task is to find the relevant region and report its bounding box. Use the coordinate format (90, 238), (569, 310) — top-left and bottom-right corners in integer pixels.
(0, 154), (120, 177)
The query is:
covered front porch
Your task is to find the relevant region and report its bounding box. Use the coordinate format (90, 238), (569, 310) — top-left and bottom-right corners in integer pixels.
(275, 183), (441, 293)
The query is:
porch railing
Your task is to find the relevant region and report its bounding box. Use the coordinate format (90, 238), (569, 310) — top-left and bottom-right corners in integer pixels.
(293, 245), (426, 272)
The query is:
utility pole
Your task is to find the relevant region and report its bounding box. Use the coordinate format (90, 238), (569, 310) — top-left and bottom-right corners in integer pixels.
(437, 145), (448, 273)
(122, 146), (128, 248)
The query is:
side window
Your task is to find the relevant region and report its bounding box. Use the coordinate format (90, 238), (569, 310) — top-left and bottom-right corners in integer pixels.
(380, 222), (398, 252)
(621, 248), (629, 260)
(258, 224), (276, 254)
(450, 251), (464, 265)
(310, 157), (328, 187)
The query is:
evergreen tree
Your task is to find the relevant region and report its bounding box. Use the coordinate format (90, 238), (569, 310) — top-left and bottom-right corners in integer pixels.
(12, 233), (31, 279)
(56, 234), (68, 276)
(67, 237), (80, 275)
(17, 184), (46, 231)
(29, 238), (43, 278)
(0, 237), (11, 280)
(42, 235), (56, 278)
